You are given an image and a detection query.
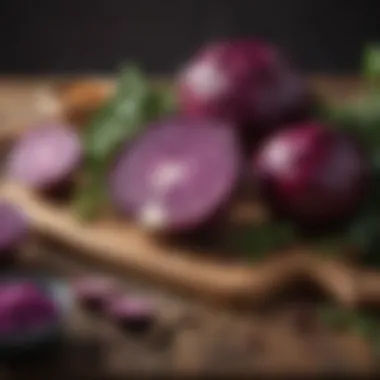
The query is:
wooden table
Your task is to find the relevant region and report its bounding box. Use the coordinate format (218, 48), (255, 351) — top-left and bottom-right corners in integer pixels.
(0, 77), (377, 377)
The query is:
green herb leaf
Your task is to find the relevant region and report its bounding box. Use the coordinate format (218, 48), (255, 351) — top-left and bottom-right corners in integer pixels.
(328, 95), (380, 131)
(84, 64), (150, 160)
(310, 236), (347, 258)
(74, 64), (176, 218)
(363, 44), (380, 82)
(324, 45), (380, 151)
(225, 221), (297, 260)
(144, 86), (177, 122)
(316, 45), (380, 267)
(319, 306), (355, 331)
(320, 306), (380, 357)
(319, 306), (379, 334)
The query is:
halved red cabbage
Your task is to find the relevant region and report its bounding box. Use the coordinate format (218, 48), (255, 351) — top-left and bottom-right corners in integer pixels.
(108, 118), (241, 232)
(178, 39), (311, 136)
(253, 122), (370, 224)
(0, 281), (57, 336)
(5, 124), (82, 189)
(0, 202), (28, 253)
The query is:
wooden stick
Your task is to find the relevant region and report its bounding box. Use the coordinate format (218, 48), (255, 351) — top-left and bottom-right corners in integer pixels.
(2, 182), (380, 308)
(0, 182), (308, 305)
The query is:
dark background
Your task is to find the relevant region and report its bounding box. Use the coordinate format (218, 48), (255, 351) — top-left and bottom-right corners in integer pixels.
(0, 0), (379, 74)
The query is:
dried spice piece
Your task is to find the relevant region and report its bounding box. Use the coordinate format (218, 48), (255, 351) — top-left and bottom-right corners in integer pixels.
(106, 295), (156, 334)
(71, 276), (120, 312)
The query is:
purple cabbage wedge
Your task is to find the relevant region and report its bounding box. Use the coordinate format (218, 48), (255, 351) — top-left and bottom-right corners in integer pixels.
(0, 281), (58, 337)
(252, 122), (370, 225)
(0, 202), (28, 254)
(178, 39), (311, 138)
(109, 118), (241, 233)
(5, 124), (82, 190)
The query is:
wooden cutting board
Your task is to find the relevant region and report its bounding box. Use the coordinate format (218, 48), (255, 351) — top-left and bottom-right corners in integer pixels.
(0, 76), (377, 377)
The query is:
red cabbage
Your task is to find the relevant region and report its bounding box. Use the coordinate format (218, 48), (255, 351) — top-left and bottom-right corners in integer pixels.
(108, 118), (241, 232)
(0, 281), (57, 336)
(5, 124), (82, 190)
(253, 122), (370, 224)
(178, 39), (311, 137)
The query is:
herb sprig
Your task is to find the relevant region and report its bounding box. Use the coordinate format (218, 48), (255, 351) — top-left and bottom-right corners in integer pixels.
(74, 65), (176, 218)
(319, 45), (380, 263)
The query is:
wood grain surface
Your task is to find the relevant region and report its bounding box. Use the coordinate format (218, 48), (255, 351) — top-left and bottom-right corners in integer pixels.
(0, 77), (378, 377)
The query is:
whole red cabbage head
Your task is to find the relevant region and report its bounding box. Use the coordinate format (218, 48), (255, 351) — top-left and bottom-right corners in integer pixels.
(252, 122), (370, 225)
(178, 39), (312, 138)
